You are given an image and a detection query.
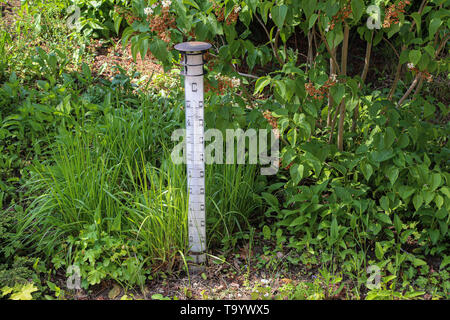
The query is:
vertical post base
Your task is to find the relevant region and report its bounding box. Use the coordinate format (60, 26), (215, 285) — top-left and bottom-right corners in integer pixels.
(191, 252), (206, 264)
(188, 253), (206, 274)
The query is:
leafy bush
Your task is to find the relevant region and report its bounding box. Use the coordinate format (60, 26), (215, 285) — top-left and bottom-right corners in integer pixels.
(65, 0), (131, 38)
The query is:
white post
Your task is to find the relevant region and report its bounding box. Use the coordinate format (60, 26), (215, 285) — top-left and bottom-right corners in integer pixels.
(175, 42), (211, 264)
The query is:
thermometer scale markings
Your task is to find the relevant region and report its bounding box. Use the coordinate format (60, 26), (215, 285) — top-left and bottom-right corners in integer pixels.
(185, 82), (206, 257)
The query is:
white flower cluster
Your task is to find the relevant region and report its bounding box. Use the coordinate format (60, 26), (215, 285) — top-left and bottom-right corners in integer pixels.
(144, 7), (153, 15)
(144, 3), (159, 15)
(231, 77), (241, 87)
(407, 62), (415, 69)
(234, 6), (241, 13)
(162, 0), (172, 8)
(213, 74), (241, 89)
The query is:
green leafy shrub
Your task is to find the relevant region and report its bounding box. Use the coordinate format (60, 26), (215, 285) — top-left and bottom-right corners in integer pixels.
(51, 224), (150, 289)
(63, 0), (131, 38)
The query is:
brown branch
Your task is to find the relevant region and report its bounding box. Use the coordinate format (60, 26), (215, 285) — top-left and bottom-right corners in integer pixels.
(361, 32), (373, 84)
(328, 101), (341, 144)
(273, 29), (285, 66)
(397, 74), (419, 107)
(317, 13), (341, 75)
(307, 29), (314, 69)
(435, 34), (450, 58)
(412, 76), (424, 100)
(388, 51), (405, 101)
(382, 36), (399, 59)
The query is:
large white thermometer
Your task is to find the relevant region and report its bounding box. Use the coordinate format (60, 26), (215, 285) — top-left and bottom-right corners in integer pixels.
(175, 41), (211, 264)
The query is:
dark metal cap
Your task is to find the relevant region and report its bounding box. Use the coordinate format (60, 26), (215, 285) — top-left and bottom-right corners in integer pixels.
(174, 41), (212, 52)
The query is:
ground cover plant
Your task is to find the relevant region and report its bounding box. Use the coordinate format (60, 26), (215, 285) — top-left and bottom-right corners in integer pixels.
(0, 0), (448, 301)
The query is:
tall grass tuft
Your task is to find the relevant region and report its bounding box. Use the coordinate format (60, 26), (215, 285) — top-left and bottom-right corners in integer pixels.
(206, 163), (263, 249)
(122, 155), (188, 269)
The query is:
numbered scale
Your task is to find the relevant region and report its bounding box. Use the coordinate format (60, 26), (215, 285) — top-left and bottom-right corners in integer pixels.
(175, 42), (212, 264)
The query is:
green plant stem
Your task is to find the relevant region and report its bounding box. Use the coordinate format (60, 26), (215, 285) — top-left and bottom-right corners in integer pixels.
(337, 22), (349, 151)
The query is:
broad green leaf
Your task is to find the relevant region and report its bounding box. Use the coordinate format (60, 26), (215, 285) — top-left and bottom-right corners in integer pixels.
(274, 80), (287, 99)
(434, 195), (444, 209)
(386, 167), (399, 186)
(429, 18), (442, 38)
(370, 149), (394, 163)
(114, 16), (123, 35)
(409, 50), (421, 65)
(430, 173), (441, 191)
(254, 77), (271, 94)
(262, 225), (271, 240)
(384, 127), (396, 148)
(330, 84), (345, 105)
(440, 186), (450, 198)
(412, 258), (427, 267)
(412, 193), (423, 211)
(183, 0), (200, 10)
(290, 215), (308, 227)
(397, 134), (409, 149)
(149, 39), (168, 63)
(411, 12), (421, 32)
(423, 101), (436, 119)
(375, 242), (384, 260)
(360, 162), (373, 181)
(440, 256), (450, 270)
(290, 163), (304, 185)
(398, 185), (415, 200)
(436, 208), (448, 220)
(9, 283), (38, 300)
(428, 229), (440, 245)
(380, 196), (390, 212)
(302, 0), (317, 19)
(399, 49), (410, 64)
(351, 0), (365, 22)
(330, 217), (338, 241)
(375, 212), (392, 225)
(423, 190), (434, 205)
(1, 286), (13, 297)
(309, 13), (318, 29)
(423, 45), (435, 58)
(394, 215), (402, 233)
(271, 5), (288, 30)
(440, 221), (448, 237)
(139, 37), (149, 62)
(262, 192), (279, 209)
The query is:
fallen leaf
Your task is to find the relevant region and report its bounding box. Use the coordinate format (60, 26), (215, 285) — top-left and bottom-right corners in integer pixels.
(108, 284), (121, 299)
